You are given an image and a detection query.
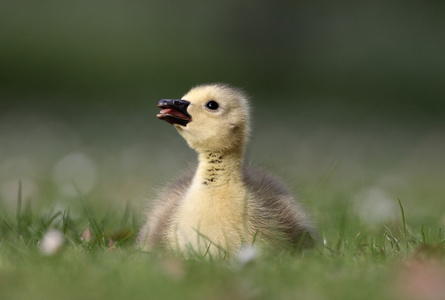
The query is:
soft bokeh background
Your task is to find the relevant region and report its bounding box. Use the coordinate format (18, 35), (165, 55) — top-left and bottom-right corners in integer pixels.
(1, 1), (444, 233)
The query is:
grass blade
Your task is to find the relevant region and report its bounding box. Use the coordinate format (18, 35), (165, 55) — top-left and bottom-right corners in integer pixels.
(16, 180), (22, 224)
(397, 197), (408, 250)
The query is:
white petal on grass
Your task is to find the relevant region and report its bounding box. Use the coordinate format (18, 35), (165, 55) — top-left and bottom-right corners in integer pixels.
(80, 227), (92, 242)
(53, 152), (97, 197)
(354, 187), (397, 224)
(236, 245), (259, 266)
(40, 230), (64, 255)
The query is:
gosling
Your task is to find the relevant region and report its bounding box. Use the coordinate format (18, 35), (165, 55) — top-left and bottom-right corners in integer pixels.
(138, 83), (317, 257)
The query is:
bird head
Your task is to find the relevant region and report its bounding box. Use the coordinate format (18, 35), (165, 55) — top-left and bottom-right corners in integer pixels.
(157, 83), (251, 153)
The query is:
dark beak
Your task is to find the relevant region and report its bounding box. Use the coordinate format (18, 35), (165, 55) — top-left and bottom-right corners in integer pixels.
(157, 99), (192, 126)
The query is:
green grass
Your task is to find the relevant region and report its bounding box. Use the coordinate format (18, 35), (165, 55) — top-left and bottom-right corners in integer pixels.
(1, 182), (444, 300)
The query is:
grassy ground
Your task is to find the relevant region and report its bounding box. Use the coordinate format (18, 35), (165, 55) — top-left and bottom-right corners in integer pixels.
(1, 191), (444, 300)
(1, 99), (444, 300)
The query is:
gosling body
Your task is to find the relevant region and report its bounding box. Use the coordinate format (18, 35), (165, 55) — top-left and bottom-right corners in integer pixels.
(138, 83), (317, 257)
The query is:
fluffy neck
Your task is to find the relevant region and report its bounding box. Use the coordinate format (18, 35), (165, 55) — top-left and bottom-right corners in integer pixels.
(195, 149), (244, 188)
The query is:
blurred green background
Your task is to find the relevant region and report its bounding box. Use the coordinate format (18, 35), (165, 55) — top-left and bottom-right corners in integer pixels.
(1, 1), (444, 231)
(2, 1), (444, 108)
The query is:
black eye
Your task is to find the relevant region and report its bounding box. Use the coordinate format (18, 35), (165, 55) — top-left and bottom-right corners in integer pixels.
(205, 100), (219, 110)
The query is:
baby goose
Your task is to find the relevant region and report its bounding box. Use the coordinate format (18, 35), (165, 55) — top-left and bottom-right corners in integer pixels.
(138, 83), (317, 257)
